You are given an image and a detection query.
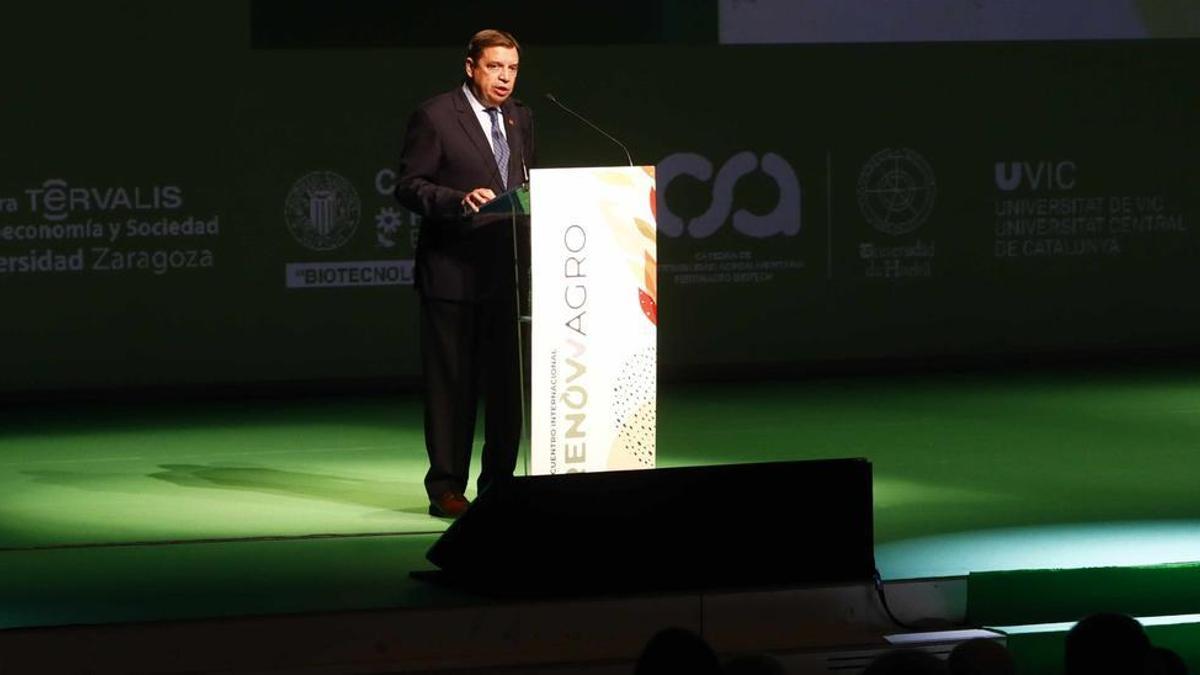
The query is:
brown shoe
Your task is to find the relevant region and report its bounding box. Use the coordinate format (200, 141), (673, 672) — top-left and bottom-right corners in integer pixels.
(429, 491), (470, 519)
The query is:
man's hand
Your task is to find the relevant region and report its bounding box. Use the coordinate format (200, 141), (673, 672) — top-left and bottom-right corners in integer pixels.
(461, 188), (497, 213)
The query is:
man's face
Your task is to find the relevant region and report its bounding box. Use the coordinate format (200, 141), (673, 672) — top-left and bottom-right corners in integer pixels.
(465, 45), (519, 107)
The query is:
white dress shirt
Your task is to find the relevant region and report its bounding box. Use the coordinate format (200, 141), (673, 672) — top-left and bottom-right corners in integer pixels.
(461, 83), (507, 155)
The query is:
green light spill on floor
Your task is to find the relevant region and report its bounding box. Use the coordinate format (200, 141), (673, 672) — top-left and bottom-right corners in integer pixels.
(2, 367), (1199, 583)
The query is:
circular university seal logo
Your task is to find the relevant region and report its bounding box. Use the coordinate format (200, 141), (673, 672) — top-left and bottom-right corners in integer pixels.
(856, 148), (937, 236)
(284, 171), (361, 251)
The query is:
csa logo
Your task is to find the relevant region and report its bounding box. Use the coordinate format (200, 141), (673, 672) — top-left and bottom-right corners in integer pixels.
(284, 171), (361, 251)
(856, 148), (936, 236)
(657, 151), (801, 239)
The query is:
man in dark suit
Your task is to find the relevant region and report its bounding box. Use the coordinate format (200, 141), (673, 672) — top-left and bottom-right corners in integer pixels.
(394, 29), (534, 519)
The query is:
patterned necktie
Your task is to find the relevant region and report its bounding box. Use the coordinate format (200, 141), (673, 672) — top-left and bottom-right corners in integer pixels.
(485, 107), (509, 190)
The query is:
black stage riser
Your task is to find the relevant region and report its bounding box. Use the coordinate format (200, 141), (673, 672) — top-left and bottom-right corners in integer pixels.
(426, 458), (875, 595)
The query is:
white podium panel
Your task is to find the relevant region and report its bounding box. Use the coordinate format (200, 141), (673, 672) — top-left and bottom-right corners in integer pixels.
(529, 166), (657, 475)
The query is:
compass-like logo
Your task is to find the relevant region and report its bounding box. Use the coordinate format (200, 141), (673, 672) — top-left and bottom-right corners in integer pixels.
(856, 149), (936, 236)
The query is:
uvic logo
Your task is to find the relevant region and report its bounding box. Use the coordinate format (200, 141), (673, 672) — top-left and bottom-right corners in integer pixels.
(995, 160), (1077, 192)
(656, 152), (801, 239)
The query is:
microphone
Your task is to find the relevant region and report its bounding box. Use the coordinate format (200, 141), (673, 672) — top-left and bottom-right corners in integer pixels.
(544, 93), (634, 167)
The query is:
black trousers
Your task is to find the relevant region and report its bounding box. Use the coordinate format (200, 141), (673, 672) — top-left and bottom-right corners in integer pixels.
(419, 295), (522, 500)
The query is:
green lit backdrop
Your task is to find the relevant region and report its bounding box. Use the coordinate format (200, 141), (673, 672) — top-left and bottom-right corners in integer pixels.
(1, 2), (1197, 392)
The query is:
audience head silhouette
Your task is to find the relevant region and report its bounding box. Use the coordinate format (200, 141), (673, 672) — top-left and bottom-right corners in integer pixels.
(633, 627), (722, 675)
(863, 649), (947, 674)
(947, 638), (1015, 675)
(1064, 612), (1151, 675)
(1143, 646), (1188, 675)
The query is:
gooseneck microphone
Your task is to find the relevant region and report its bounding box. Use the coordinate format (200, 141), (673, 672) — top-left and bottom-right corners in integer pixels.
(544, 93), (634, 167)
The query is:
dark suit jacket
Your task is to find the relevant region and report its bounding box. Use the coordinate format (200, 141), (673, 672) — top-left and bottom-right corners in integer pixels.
(395, 85), (535, 301)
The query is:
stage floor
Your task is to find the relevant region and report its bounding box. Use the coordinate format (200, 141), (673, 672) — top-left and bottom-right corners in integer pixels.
(3, 365), (1200, 629)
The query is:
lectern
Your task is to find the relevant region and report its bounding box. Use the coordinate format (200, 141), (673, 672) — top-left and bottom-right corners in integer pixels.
(486, 166), (658, 476)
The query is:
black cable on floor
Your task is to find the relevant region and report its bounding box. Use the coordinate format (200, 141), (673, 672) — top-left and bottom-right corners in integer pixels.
(874, 568), (922, 631)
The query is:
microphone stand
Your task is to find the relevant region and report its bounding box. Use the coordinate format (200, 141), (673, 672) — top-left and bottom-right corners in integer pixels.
(509, 183), (531, 478)
(545, 93), (634, 167)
